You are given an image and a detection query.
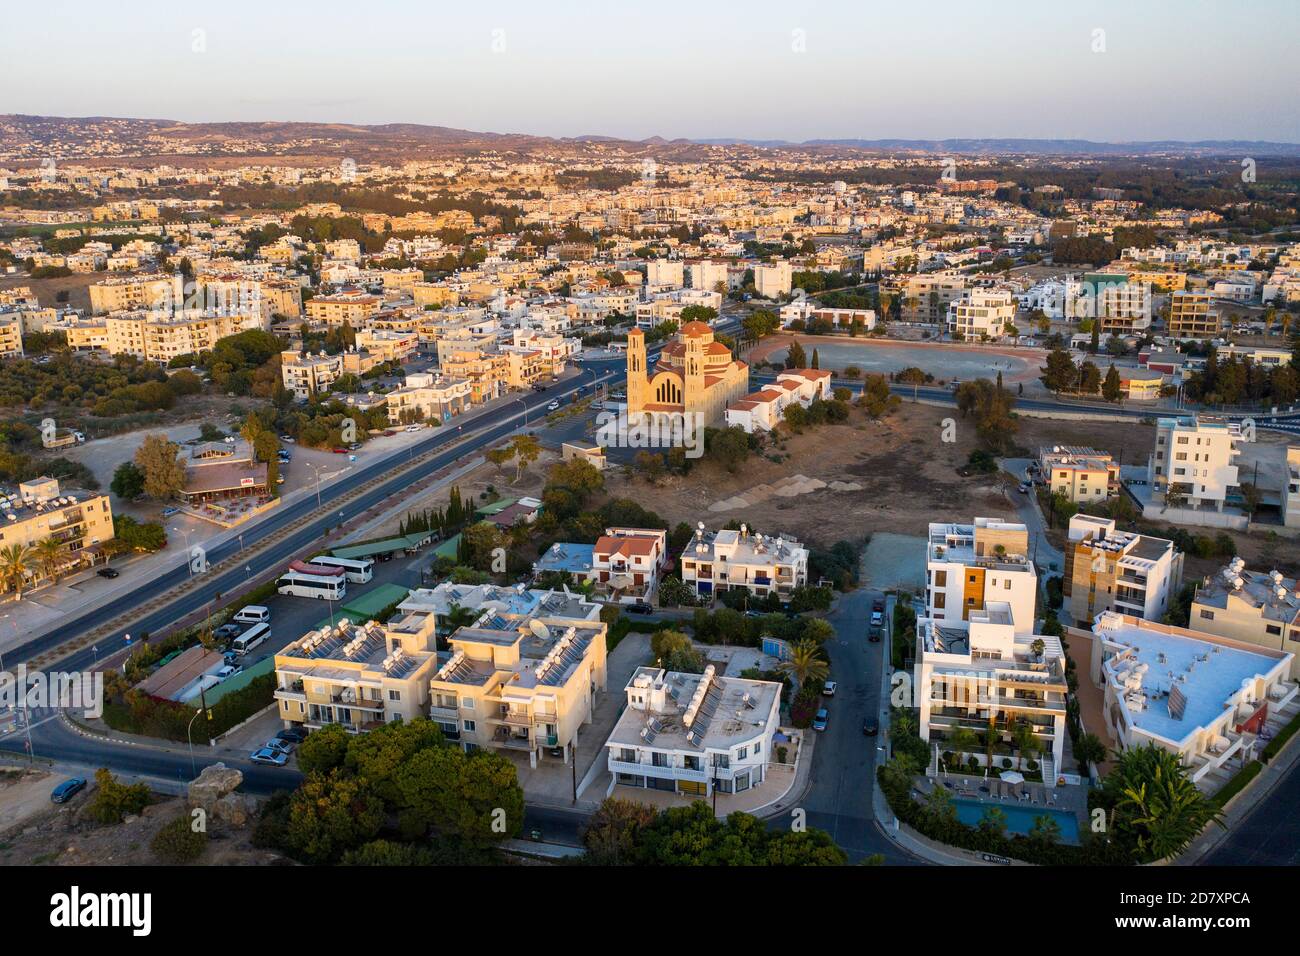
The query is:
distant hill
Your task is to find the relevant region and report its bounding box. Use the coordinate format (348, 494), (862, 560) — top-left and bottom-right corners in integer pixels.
(3, 114), (1297, 161)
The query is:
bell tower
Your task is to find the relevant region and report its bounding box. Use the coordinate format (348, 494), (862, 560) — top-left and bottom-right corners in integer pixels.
(626, 328), (647, 416)
(684, 333), (704, 416)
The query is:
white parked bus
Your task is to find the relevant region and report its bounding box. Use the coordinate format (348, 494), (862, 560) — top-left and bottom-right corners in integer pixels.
(232, 622), (272, 657)
(277, 568), (347, 601)
(307, 555), (374, 584)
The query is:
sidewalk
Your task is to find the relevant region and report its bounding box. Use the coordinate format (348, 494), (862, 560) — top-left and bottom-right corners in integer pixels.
(4, 383), (545, 659)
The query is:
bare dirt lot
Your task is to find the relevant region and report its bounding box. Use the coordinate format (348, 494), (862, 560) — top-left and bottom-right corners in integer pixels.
(0, 770), (277, 866)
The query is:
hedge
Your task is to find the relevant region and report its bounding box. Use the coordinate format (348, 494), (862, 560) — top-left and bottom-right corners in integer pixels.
(1211, 761), (1263, 810)
(1261, 709), (1300, 763)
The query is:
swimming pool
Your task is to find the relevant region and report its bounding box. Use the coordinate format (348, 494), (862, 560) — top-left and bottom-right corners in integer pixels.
(952, 797), (1081, 844)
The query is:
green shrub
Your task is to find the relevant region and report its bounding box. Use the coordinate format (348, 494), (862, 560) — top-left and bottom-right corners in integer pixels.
(150, 815), (208, 863)
(87, 768), (150, 824)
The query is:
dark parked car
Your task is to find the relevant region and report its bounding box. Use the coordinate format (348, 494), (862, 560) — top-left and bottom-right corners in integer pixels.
(51, 778), (87, 803)
(862, 719), (879, 736)
(626, 601), (654, 615)
(868, 628), (882, 643)
(276, 726), (309, 744)
(96, 567), (119, 578)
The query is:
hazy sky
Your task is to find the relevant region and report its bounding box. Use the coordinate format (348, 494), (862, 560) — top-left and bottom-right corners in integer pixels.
(4, 0), (1297, 143)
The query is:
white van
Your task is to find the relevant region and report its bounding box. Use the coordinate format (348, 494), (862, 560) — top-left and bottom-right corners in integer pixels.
(233, 605), (271, 625)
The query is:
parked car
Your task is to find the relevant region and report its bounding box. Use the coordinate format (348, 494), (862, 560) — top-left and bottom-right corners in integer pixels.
(50, 777), (87, 803)
(812, 708), (829, 732)
(547, 401), (560, 411)
(404, 424), (423, 432)
(96, 566), (119, 579)
(870, 609), (884, 628)
(276, 726), (309, 744)
(347, 443), (361, 451)
(1018, 483), (1030, 494)
(626, 601), (654, 614)
(264, 738), (293, 755)
(822, 680), (837, 697)
(331, 447), (348, 454)
(868, 627), (881, 643)
(249, 747), (289, 767)
(279, 435), (294, 443)
(214, 623), (242, 640)
(160, 507), (179, 518)
(862, 719), (879, 736)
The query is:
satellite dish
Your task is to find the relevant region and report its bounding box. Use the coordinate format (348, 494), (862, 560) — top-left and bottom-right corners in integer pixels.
(529, 619), (551, 640)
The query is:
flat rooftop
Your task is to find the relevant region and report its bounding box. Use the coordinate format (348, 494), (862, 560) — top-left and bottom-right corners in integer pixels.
(1097, 614), (1286, 743)
(607, 665), (780, 752)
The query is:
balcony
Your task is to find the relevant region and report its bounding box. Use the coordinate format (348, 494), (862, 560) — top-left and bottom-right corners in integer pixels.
(429, 704), (458, 720)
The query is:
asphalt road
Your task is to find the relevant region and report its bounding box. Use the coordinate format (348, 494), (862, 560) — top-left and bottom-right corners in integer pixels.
(1203, 759), (1300, 865)
(12, 358), (626, 673)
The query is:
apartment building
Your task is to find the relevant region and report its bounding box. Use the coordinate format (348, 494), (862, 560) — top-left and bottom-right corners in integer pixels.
(915, 602), (1069, 779)
(1284, 447), (1300, 529)
(305, 289), (383, 327)
(687, 259), (730, 293)
(413, 282), (460, 310)
(947, 289), (1016, 340)
(926, 518), (1037, 634)
(1147, 415), (1241, 511)
(779, 300), (877, 333)
(88, 275), (175, 314)
(0, 314), (23, 358)
(273, 617), (440, 733)
(440, 346), (509, 403)
(754, 260), (793, 299)
(646, 259), (685, 287)
(604, 664), (782, 798)
(1064, 515), (1183, 623)
(1190, 559), (1300, 675)
(1086, 610), (1295, 790)
(385, 372), (471, 424)
(0, 478), (115, 591)
(901, 273), (967, 324)
(1039, 445), (1120, 504)
(280, 349), (343, 399)
(1166, 291), (1221, 339)
(591, 528), (669, 602)
(354, 328), (418, 364)
(428, 591), (607, 767)
(680, 523), (808, 602)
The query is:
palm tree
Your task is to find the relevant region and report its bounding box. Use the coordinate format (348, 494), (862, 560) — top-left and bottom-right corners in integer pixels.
(33, 536), (67, 587)
(947, 727), (979, 772)
(0, 543), (33, 600)
(778, 638), (829, 691)
(1012, 719), (1037, 771)
(1074, 732), (1109, 774)
(1110, 745), (1223, 861)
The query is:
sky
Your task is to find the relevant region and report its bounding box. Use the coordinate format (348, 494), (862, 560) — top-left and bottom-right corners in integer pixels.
(3, 0), (1297, 143)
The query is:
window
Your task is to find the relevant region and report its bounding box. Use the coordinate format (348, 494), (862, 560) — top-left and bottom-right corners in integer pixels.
(1266, 624), (1282, 636)
(462, 719), (476, 732)
(388, 689), (401, 701)
(1199, 609), (1215, 620)
(738, 746), (749, 760)
(461, 697), (475, 709)
(934, 593), (946, 609)
(1004, 580), (1011, 590)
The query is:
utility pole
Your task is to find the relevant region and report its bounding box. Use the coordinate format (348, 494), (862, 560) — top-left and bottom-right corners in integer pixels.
(571, 735), (578, 804)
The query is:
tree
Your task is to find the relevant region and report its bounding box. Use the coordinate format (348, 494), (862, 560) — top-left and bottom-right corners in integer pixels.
(297, 722), (350, 775)
(87, 768), (150, 824)
(110, 461), (145, 500)
(946, 727), (980, 770)
(285, 769), (384, 864)
(898, 366), (928, 401)
(785, 340), (808, 369)
(778, 638), (828, 690)
(394, 745), (524, 845)
(0, 543), (32, 599)
(1040, 349), (1076, 395)
(1102, 364), (1124, 403)
(1074, 732), (1108, 773)
(1106, 744), (1223, 861)
(506, 433), (541, 482)
(33, 536), (67, 586)
(1029, 813), (1061, 848)
(134, 434), (186, 500)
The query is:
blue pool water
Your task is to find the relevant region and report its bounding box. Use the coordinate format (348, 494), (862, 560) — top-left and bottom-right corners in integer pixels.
(952, 797), (1081, 844)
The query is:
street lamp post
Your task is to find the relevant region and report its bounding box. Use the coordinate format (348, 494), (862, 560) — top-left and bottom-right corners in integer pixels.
(172, 526), (193, 576)
(308, 464), (325, 511)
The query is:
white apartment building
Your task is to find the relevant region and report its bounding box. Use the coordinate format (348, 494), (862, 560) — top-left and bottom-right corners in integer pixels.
(1086, 611), (1296, 791)
(1190, 559), (1300, 675)
(1284, 447), (1300, 529)
(385, 372), (472, 424)
(280, 349), (343, 399)
(926, 518), (1038, 634)
(1039, 445), (1120, 504)
(915, 602), (1069, 780)
(755, 260), (793, 299)
(680, 524), (808, 602)
(725, 368), (833, 433)
(646, 259), (685, 288)
(604, 664), (782, 798)
(1064, 515), (1183, 624)
(687, 259), (730, 293)
(1147, 416), (1241, 511)
(591, 527), (669, 602)
(947, 289), (1016, 340)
